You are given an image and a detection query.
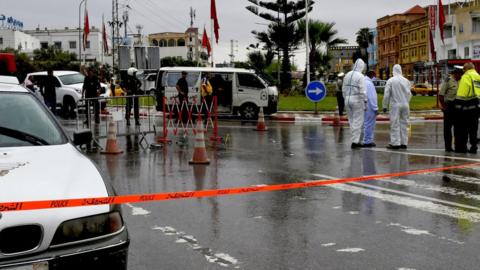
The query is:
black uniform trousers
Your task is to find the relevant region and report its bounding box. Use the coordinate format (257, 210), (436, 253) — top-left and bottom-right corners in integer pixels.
(454, 104), (478, 153)
(443, 102), (455, 151)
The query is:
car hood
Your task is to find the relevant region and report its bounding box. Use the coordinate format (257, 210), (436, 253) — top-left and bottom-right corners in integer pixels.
(267, 86), (278, 96)
(0, 144), (109, 202)
(0, 144), (111, 256)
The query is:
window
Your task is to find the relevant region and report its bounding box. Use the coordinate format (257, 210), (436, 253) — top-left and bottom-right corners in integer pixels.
(237, 73), (265, 89)
(40, 42), (48, 49)
(473, 18), (480, 33)
(177, 38), (185, 46)
(152, 39), (158, 46)
(69, 41), (76, 49)
(465, 47), (470, 58)
(164, 72), (199, 87)
(0, 37), (3, 45)
(85, 41), (90, 49)
(421, 30), (426, 40)
(54, 42), (62, 49)
(459, 23), (464, 33)
(448, 49), (457, 59)
(168, 39), (175, 47)
(444, 25), (453, 39)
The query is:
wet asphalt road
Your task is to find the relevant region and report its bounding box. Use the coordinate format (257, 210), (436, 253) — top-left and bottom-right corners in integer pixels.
(61, 118), (480, 270)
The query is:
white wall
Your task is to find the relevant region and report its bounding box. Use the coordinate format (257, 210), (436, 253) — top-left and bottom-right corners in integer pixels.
(0, 29), (40, 53)
(159, 46), (188, 59)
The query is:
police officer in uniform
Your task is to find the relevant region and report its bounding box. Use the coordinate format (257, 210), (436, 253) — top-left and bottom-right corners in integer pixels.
(439, 67), (462, 152)
(454, 62), (480, 154)
(124, 67), (142, 126)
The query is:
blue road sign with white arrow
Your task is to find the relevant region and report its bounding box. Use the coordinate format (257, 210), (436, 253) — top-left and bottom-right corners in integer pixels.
(305, 81), (327, 102)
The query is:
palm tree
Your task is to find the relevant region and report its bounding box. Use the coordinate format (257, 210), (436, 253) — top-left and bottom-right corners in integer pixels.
(298, 20), (347, 82)
(246, 0), (314, 91)
(356, 27), (373, 70)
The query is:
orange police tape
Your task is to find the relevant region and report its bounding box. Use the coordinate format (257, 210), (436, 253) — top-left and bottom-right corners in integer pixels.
(1, 162), (479, 212)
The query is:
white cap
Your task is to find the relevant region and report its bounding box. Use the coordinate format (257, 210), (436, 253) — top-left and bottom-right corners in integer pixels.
(127, 67), (138, 76)
(338, 72), (345, 77)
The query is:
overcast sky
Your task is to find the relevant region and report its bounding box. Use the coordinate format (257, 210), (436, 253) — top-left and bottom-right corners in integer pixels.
(5, 0), (437, 67)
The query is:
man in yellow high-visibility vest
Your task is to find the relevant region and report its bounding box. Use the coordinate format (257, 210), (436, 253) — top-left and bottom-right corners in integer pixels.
(453, 62), (480, 154)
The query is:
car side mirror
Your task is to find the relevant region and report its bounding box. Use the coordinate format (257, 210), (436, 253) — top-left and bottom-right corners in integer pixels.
(73, 130), (92, 146)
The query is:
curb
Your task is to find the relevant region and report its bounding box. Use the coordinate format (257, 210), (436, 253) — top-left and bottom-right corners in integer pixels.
(271, 113), (444, 123)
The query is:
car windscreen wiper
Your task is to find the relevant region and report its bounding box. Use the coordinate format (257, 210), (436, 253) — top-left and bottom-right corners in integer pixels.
(0, 126), (50, 146)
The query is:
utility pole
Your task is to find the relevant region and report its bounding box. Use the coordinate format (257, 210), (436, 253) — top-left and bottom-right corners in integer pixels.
(229, 40), (235, 66)
(189, 7), (196, 28)
(123, 9), (128, 44)
(305, 0), (310, 85)
(136, 25), (143, 45)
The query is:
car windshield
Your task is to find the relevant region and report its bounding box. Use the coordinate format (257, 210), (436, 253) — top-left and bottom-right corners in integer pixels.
(0, 92), (67, 147)
(58, 73), (85, 85)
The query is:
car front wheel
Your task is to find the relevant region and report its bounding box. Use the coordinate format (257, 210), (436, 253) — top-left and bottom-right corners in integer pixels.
(62, 96), (77, 119)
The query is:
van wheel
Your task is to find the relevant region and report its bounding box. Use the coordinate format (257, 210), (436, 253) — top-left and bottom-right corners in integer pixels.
(411, 91), (417, 96)
(240, 103), (258, 120)
(149, 89), (155, 96)
(428, 92), (435, 96)
(62, 96), (77, 119)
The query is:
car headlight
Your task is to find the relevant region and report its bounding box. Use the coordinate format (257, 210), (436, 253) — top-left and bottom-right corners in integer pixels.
(74, 88), (82, 94)
(51, 211), (123, 246)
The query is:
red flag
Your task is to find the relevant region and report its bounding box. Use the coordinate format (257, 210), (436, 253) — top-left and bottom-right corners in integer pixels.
(438, 0), (446, 44)
(83, 4), (90, 50)
(211, 0), (220, 43)
(102, 20), (109, 53)
(202, 27), (211, 56)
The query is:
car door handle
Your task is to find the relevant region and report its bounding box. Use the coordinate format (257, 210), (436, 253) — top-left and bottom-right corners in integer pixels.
(238, 89), (244, 92)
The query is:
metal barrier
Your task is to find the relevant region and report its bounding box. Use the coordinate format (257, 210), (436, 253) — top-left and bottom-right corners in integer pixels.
(76, 95), (157, 149)
(156, 95), (221, 145)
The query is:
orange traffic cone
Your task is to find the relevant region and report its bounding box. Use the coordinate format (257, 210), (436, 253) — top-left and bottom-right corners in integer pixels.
(101, 119), (123, 155)
(189, 119), (210, 165)
(255, 107), (268, 131)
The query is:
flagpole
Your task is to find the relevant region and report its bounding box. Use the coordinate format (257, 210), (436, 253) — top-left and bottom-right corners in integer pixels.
(78, 0), (86, 67)
(101, 14), (104, 64)
(211, 19), (214, 67)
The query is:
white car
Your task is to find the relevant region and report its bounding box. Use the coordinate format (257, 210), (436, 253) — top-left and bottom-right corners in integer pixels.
(24, 71), (107, 118)
(0, 76), (19, 85)
(0, 83), (129, 269)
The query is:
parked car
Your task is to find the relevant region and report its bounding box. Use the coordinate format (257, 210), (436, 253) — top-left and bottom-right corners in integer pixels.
(137, 72), (157, 95)
(0, 75), (19, 85)
(411, 83), (437, 96)
(0, 83), (129, 269)
(24, 71), (108, 117)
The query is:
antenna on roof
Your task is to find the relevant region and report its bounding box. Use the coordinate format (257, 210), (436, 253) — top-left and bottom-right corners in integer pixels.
(190, 7), (196, 27)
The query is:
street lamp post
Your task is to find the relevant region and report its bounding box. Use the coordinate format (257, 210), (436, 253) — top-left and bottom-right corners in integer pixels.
(79, 0), (86, 66)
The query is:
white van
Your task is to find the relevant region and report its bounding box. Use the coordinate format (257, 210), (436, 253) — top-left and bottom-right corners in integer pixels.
(156, 67), (279, 120)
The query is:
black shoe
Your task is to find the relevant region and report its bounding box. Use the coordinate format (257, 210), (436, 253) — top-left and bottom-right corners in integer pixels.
(351, 143), (363, 149)
(400, 145), (407, 149)
(135, 122), (141, 126)
(362, 143), (376, 148)
(455, 149), (467, 154)
(126, 120), (131, 126)
(445, 148), (454, 152)
(468, 148), (477, 154)
(386, 144), (401, 150)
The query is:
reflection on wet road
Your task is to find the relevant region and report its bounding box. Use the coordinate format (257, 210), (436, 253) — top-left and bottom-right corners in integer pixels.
(60, 119), (480, 270)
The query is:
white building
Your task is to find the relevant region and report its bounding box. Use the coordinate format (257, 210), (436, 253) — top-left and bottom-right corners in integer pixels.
(0, 28), (40, 53)
(24, 26), (110, 64)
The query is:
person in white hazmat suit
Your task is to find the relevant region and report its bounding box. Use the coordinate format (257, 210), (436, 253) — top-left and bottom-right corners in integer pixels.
(342, 58), (368, 149)
(382, 64), (412, 150)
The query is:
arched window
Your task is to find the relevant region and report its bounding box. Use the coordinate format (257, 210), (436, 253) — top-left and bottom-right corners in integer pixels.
(177, 38), (185, 46)
(152, 39), (159, 46)
(168, 39), (176, 47)
(159, 39), (167, 47)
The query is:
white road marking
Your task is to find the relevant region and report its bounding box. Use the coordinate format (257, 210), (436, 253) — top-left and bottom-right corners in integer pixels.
(125, 203), (151, 216)
(312, 173), (480, 211)
(382, 178), (480, 201)
(152, 225), (241, 268)
(321, 243), (337, 247)
(367, 148), (480, 162)
(427, 172), (480, 185)
(310, 174), (480, 223)
(351, 182), (480, 212)
(336, 248), (365, 253)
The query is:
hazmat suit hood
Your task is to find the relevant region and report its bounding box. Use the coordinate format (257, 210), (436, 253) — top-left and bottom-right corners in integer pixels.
(352, 59), (366, 74)
(393, 64), (403, 77)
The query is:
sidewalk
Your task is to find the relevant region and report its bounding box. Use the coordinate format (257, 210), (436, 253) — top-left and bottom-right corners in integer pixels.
(270, 111), (444, 123)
